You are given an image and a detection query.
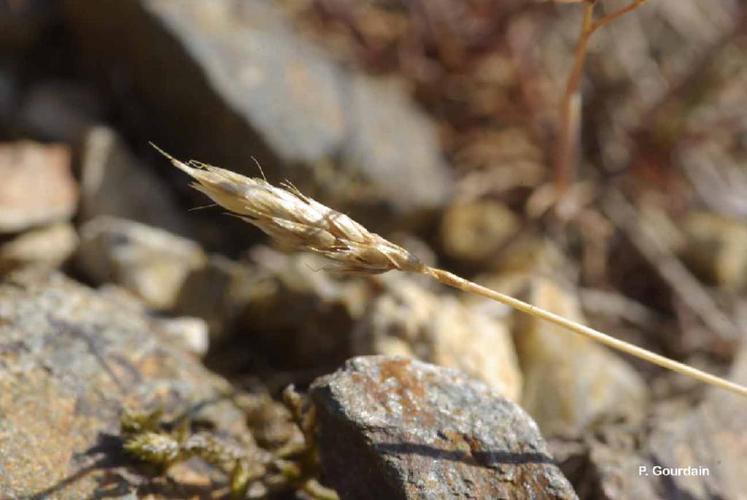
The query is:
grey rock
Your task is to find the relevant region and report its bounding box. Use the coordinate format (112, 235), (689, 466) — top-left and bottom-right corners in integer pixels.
(310, 356), (577, 500)
(77, 226), (262, 343)
(0, 66), (17, 128)
(548, 422), (659, 500)
(76, 216), (206, 310)
(0, 270), (253, 498)
(0, 0), (57, 54)
(0, 141), (78, 233)
(64, 0), (451, 227)
(79, 126), (191, 236)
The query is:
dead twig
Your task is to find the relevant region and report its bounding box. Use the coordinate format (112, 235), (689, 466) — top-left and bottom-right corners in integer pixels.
(554, 0), (648, 193)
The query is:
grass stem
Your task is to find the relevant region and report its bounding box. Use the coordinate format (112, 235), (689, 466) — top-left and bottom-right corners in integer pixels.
(424, 266), (747, 398)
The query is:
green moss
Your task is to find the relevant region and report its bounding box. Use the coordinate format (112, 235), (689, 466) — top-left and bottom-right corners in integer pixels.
(120, 393), (338, 499)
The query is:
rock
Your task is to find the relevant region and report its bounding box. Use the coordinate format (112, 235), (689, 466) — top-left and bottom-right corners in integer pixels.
(680, 211), (747, 292)
(173, 253), (256, 344)
(0, 141), (78, 233)
(0, 270), (255, 498)
(487, 236), (571, 281)
(79, 126), (191, 236)
(64, 0), (451, 227)
(76, 216), (206, 310)
(153, 316), (210, 357)
(440, 199), (519, 266)
(636, 338), (747, 499)
(209, 247), (512, 381)
(552, 336), (747, 500)
(353, 274), (522, 401)
(16, 80), (103, 142)
(310, 356), (577, 500)
(234, 247), (368, 370)
(516, 278), (649, 436)
(75, 282), (211, 357)
(0, 222), (78, 272)
(548, 421), (659, 499)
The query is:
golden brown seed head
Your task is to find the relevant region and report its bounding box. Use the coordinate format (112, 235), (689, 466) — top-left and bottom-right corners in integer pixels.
(155, 145), (423, 274)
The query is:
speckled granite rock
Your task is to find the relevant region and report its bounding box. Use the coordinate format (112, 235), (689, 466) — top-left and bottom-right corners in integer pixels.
(0, 270), (254, 498)
(64, 0), (451, 227)
(310, 356), (577, 500)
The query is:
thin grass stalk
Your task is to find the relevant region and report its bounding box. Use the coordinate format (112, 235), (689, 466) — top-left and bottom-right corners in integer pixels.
(157, 146), (747, 399)
(423, 266), (747, 398)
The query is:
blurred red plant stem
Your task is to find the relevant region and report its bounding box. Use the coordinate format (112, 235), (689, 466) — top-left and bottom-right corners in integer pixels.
(554, 0), (647, 193)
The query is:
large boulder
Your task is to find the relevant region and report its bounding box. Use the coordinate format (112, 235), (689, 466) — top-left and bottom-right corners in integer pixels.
(64, 0), (451, 229)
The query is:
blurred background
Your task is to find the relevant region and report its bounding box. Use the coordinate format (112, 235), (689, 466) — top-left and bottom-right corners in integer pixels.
(1, 0), (746, 497)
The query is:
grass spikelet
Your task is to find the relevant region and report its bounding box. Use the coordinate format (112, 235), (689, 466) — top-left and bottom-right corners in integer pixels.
(156, 145), (747, 399)
(152, 144), (422, 274)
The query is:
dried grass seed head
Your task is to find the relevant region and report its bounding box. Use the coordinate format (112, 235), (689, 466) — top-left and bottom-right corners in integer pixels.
(155, 145), (423, 274)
